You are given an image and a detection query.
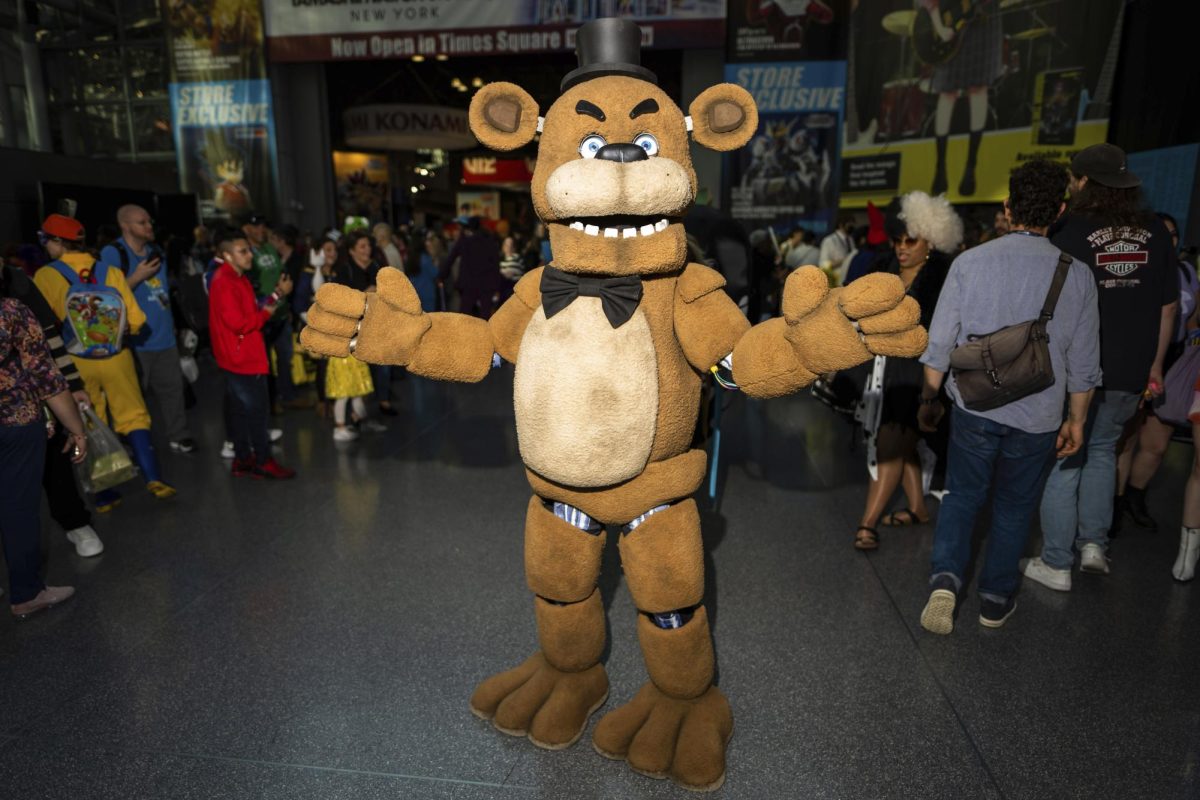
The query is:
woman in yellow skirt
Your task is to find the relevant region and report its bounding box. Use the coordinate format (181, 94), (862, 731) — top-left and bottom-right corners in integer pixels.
(325, 353), (387, 441)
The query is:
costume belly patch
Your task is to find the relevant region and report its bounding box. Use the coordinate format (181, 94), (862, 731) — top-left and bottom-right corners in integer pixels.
(515, 297), (658, 487)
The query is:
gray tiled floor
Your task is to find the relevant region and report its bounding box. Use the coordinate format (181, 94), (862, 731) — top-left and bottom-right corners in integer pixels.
(2, 364), (1197, 799)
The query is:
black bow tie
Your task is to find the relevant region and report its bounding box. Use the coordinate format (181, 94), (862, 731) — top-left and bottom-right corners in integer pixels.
(540, 265), (643, 328)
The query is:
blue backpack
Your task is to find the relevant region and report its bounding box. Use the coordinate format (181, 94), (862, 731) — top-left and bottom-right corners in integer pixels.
(49, 260), (128, 359)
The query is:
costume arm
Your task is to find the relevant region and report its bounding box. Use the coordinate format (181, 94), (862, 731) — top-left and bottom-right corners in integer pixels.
(673, 263), (749, 371)
(489, 267), (542, 364)
(108, 268), (147, 333)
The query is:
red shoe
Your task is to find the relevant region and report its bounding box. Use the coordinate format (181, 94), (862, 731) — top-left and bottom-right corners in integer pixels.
(231, 456), (261, 478)
(256, 457), (296, 480)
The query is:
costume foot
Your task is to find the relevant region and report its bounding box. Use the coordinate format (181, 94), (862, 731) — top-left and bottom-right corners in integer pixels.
(470, 651), (608, 750)
(593, 682), (733, 792)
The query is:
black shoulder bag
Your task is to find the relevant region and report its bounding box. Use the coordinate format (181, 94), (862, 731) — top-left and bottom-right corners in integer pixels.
(948, 251), (1072, 412)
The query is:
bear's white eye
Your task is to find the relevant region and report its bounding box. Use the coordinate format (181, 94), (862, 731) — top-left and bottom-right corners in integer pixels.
(579, 134), (607, 159)
(633, 133), (659, 156)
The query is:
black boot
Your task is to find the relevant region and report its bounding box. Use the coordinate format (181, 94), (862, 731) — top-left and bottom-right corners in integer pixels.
(1125, 486), (1158, 530)
(959, 130), (982, 196)
(932, 135), (949, 196)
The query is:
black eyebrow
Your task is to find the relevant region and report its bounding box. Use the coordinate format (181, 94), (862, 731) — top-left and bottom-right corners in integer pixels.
(575, 100), (605, 122)
(629, 98), (659, 119)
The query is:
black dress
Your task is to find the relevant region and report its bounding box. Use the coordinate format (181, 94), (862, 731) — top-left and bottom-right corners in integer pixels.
(870, 250), (952, 429)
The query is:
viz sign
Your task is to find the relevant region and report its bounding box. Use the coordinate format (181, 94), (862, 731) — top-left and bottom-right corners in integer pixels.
(343, 104), (474, 151)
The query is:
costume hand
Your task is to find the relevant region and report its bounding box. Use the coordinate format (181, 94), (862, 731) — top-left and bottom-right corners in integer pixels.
(780, 267), (928, 376)
(917, 400), (944, 433)
(299, 267), (431, 365)
(1056, 419), (1085, 458)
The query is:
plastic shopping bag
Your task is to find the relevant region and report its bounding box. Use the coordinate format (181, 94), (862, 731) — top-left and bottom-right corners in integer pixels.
(76, 406), (138, 494)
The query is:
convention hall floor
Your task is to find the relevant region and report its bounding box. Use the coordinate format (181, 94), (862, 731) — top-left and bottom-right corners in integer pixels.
(1, 365), (1196, 800)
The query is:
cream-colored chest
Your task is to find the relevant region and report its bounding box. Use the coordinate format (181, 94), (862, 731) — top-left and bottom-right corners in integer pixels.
(513, 297), (659, 487)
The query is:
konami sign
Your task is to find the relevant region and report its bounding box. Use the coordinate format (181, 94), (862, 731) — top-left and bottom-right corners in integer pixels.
(343, 104), (475, 151)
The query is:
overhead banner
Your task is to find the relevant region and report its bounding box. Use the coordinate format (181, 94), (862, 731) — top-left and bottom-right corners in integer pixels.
(166, 0), (279, 222)
(333, 151), (391, 226)
(840, 0), (1124, 207)
(462, 156), (536, 186)
(723, 61), (846, 236)
(726, 0), (849, 62)
(262, 0), (726, 61)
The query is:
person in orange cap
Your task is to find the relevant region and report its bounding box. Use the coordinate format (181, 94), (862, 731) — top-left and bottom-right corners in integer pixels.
(32, 214), (176, 507)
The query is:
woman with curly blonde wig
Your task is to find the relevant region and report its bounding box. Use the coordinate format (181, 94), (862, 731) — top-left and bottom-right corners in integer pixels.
(854, 191), (963, 550)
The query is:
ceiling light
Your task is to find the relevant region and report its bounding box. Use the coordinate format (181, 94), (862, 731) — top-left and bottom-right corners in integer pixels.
(435, 54), (448, 61)
(412, 54), (425, 62)
(471, 77), (483, 88)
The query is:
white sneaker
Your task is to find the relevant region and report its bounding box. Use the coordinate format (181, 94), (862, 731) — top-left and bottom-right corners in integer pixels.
(1079, 543), (1110, 575)
(359, 419), (387, 433)
(66, 525), (104, 557)
(220, 441), (235, 459)
(1021, 557), (1071, 591)
(333, 426), (359, 442)
(269, 428), (283, 442)
(1172, 527), (1200, 582)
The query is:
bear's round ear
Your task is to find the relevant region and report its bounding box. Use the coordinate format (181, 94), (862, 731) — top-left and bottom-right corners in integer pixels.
(688, 84), (758, 152)
(469, 82), (540, 152)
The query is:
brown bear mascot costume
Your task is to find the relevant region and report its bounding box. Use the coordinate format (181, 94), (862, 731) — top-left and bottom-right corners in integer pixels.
(301, 18), (925, 793)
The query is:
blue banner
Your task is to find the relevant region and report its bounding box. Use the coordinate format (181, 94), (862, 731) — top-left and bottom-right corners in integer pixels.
(723, 61), (847, 235)
(169, 79), (279, 222)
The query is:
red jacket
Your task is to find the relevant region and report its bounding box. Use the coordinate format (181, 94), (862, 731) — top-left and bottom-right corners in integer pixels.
(208, 261), (270, 375)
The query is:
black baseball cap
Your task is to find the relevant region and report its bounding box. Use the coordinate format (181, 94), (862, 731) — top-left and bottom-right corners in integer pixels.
(1070, 143), (1141, 189)
(237, 212), (269, 227)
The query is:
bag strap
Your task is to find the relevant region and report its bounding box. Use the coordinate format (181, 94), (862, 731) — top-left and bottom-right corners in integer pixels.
(1039, 251), (1073, 322)
(49, 259), (84, 286)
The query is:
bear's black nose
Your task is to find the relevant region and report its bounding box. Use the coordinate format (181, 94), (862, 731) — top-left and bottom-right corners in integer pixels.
(595, 143), (648, 163)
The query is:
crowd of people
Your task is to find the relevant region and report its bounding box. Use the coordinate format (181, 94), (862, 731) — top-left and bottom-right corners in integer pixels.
(1, 143), (1196, 629)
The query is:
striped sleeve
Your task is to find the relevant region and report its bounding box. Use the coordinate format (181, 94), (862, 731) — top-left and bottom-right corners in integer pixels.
(4, 265), (84, 392)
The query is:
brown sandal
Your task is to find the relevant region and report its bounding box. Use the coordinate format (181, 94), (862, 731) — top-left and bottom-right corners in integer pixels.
(881, 508), (930, 527)
(854, 525), (879, 550)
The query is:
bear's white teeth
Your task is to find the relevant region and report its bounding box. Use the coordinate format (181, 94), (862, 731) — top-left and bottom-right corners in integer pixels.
(571, 218), (670, 238)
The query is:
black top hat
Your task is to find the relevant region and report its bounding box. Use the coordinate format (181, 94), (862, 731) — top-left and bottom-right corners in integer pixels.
(561, 18), (657, 92)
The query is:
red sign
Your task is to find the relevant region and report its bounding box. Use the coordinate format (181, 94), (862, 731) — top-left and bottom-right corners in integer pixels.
(462, 157), (536, 185)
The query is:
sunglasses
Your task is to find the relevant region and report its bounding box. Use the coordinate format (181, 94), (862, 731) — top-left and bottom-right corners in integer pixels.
(892, 235), (920, 247)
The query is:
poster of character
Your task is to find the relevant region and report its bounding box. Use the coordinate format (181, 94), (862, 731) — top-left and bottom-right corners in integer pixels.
(841, 0), (1124, 206)
(456, 191), (501, 221)
(727, 0), (849, 62)
(333, 152), (391, 223)
(167, 0), (278, 222)
(170, 81), (278, 224)
(724, 61), (846, 236)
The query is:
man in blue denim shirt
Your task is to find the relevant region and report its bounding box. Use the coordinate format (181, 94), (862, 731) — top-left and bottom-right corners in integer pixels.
(914, 160), (1101, 634)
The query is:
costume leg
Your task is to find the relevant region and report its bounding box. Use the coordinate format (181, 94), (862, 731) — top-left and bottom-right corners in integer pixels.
(593, 499), (733, 792)
(469, 497), (609, 749)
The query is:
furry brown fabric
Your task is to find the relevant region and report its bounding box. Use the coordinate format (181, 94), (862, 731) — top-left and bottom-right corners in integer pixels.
(592, 682), (733, 791)
(618, 499), (704, 613)
(525, 448), (707, 525)
(407, 313), (494, 382)
(524, 496), (606, 603)
(731, 318), (817, 399)
(490, 268), (542, 363)
(469, 82), (540, 151)
(687, 84), (759, 152)
(535, 590), (606, 672)
(515, 300), (659, 487)
(636, 607), (714, 699)
(470, 652), (609, 750)
(674, 264), (750, 371)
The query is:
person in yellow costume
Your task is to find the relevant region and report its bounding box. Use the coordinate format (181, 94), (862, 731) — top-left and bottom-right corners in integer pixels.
(33, 214), (176, 508)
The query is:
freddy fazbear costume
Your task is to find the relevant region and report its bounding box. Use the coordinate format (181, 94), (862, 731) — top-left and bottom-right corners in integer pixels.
(301, 18), (926, 792)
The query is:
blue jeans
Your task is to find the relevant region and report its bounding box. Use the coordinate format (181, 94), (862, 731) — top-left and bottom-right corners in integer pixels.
(930, 406), (1057, 600)
(0, 421), (48, 604)
(224, 371), (269, 461)
(1038, 389), (1141, 568)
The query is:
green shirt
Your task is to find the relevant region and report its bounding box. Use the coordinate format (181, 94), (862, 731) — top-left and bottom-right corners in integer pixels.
(248, 241), (286, 320)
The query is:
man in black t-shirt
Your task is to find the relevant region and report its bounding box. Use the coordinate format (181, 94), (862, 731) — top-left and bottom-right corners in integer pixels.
(1026, 144), (1179, 588)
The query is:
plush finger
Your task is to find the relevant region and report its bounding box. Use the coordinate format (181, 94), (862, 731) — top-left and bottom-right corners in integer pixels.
(857, 296), (921, 335)
(306, 304), (361, 338)
(314, 283), (367, 318)
(780, 266), (830, 324)
(864, 327), (928, 358)
(376, 267), (423, 314)
(839, 272), (906, 318)
(299, 326), (351, 358)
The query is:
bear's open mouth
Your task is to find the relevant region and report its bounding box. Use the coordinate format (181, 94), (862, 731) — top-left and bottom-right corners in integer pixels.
(562, 215), (672, 239)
